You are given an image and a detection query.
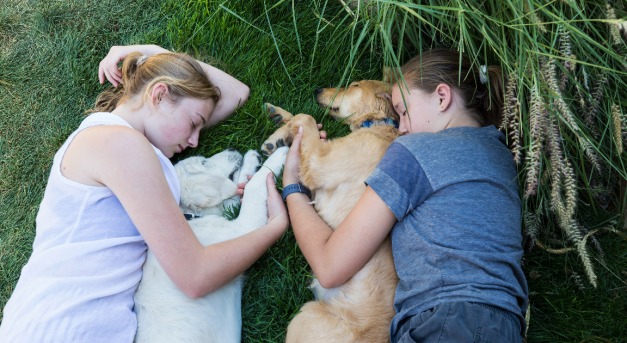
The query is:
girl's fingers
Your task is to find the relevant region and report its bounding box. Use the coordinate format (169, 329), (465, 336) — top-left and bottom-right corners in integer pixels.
(283, 126), (303, 186)
(266, 172), (276, 190)
(319, 130), (327, 141)
(98, 66), (105, 84)
(291, 126), (304, 150)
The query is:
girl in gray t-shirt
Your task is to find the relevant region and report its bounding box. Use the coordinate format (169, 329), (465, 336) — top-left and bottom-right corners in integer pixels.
(282, 48), (528, 342)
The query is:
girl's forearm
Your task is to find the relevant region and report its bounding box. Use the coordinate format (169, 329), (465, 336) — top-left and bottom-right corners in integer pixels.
(142, 44), (250, 125)
(286, 193), (337, 285)
(182, 221), (285, 298)
(196, 61), (250, 126)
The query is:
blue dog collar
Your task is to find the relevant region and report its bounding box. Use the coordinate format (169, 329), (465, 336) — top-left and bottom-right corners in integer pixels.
(360, 118), (399, 129)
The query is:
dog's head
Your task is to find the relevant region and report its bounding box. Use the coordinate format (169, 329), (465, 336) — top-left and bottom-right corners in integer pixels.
(175, 149), (243, 217)
(314, 79), (398, 128)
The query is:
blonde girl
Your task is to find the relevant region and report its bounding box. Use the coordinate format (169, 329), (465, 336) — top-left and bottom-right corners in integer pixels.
(0, 45), (288, 342)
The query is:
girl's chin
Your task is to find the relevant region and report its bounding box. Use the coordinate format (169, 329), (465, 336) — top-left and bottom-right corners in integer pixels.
(162, 148), (175, 158)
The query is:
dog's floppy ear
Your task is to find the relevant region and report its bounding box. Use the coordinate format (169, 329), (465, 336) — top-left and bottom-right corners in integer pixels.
(376, 91), (392, 101)
(375, 91), (399, 121)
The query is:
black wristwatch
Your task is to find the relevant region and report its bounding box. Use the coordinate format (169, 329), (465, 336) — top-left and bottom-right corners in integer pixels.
(282, 183), (312, 201)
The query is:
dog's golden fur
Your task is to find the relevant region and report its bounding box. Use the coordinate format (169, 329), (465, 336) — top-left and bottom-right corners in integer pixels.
(262, 79), (400, 342)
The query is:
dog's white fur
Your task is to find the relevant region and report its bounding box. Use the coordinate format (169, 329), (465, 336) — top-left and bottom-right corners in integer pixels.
(133, 147), (288, 343)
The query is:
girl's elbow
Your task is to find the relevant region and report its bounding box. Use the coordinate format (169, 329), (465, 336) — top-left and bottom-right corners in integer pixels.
(177, 281), (206, 299)
(176, 275), (218, 299)
(181, 283), (222, 299)
(182, 287), (205, 299)
(317, 277), (340, 289)
(238, 85), (250, 106)
(314, 268), (348, 289)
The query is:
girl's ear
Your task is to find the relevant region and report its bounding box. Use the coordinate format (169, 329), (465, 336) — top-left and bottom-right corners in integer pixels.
(435, 83), (452, 112)
(150, 82), (169, 107)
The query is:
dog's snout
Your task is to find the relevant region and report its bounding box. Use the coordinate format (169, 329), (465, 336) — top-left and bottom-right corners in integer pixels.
(314, 88), (323, 95)
(226, 147), (236, 151)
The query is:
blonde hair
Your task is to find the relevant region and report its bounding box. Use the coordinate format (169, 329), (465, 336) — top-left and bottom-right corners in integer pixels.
(400, 48), (504, 127)
(87, 51), (220, 114)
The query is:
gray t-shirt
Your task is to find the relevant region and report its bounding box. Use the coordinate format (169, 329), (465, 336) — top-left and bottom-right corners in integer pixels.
(366, 126), (528, 335)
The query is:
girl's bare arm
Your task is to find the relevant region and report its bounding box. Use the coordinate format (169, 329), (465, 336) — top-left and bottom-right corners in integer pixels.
(98, 44), (249, 127)
(66, 126), (286, 298)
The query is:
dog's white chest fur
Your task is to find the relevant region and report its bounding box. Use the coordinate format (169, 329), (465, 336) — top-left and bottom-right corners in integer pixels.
(134, 147), (287, 343)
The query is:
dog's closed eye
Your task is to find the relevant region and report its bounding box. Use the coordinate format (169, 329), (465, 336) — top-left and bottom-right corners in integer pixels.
(229, 170), (238, 182)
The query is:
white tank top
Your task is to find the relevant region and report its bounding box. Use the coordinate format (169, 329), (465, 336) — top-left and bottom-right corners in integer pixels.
(0, 112), (180, 343)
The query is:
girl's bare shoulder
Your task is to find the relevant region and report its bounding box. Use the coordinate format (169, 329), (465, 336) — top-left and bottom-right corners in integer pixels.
(62, 125), (160, 186)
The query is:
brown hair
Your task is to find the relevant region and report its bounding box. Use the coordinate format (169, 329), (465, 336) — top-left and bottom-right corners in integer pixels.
(400, 48), (504, 127)
(87, 51), (220, 114)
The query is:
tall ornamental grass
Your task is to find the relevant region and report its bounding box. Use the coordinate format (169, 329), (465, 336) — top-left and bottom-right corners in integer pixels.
(280, 0), (627, 288)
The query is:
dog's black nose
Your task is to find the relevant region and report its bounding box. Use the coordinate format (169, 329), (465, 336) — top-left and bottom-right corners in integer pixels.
(314, 88), (323, 95)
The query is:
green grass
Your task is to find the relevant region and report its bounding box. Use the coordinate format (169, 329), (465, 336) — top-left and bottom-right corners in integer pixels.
(1, 0), (625, 342)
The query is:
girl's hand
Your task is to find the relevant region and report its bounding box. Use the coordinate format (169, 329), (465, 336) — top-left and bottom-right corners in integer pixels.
(266, 173), (289, 232)
(98, 45), (167, 86)
(283, 126), (304, 186)
(235, 175), (252, 197)
(317, 123), (327, 142)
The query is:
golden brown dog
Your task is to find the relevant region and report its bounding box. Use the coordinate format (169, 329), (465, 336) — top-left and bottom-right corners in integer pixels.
(262, 79), (400, 342)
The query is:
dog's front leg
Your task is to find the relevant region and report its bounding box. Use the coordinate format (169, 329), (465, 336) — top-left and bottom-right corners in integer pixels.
(286, 114), (328, 190)
(261, 125), (292, 156)
(261, 103), (295, 156)
(234, 147), (288, 230)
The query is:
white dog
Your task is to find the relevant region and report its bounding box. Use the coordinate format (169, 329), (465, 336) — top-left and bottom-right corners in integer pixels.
(133, 147), (288, 343)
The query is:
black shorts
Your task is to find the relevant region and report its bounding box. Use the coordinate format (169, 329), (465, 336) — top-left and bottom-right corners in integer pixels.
(392, 302), (523, 343)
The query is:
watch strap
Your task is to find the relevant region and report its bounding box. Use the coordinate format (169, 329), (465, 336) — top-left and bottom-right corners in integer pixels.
(282, 183), (312, 201)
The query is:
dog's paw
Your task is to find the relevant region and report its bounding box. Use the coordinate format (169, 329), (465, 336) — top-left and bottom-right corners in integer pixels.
(238, 150), (261, 184)
(261, 136), (289, 157)
(285, 114), (320, 140)
(265, 103), (293, 125)
(262, 146), (288, 174)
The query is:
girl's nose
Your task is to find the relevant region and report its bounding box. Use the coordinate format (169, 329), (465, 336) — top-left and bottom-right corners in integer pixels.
(398, 121), (408, 135)
(188, 131), (199, 148)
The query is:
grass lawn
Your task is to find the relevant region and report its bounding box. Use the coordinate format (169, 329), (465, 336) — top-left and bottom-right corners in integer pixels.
(1, 0), (625, 342)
